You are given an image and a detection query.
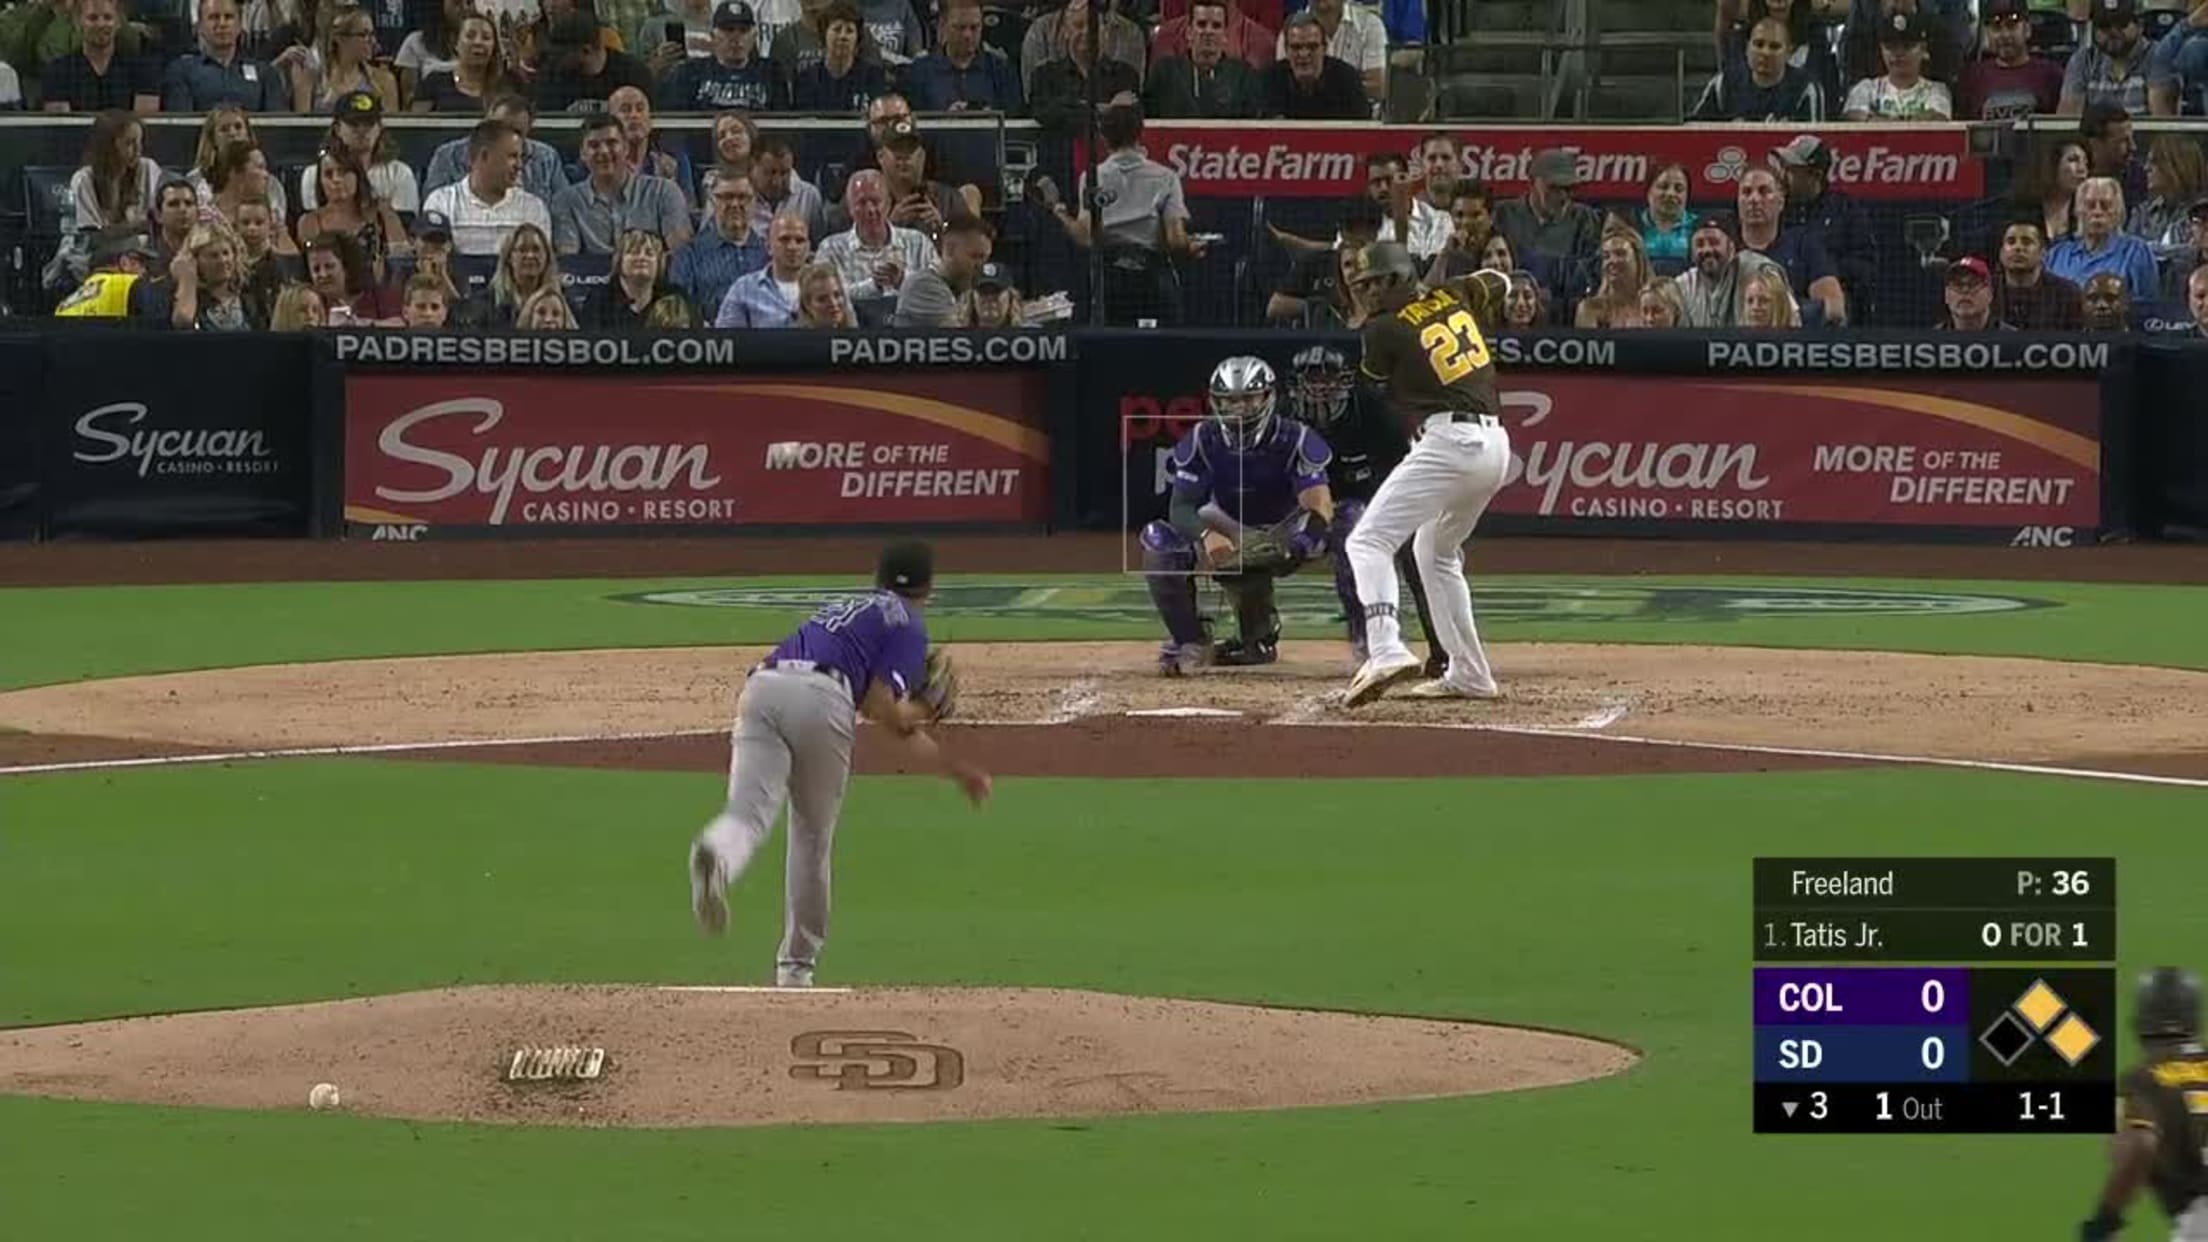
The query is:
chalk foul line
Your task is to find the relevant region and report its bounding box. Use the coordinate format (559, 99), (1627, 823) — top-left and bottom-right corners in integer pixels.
(3, 721), (2203, 791)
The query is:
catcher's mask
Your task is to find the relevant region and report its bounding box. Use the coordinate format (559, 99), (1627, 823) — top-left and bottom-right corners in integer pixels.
(1288, 344), (1352, 428)
(1208, 355), (1278, 448)
(2136, 967), (2204, 1042)
(1349, 240), (1419, 312)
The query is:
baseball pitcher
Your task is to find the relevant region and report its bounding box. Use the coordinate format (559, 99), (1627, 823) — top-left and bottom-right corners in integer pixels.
(1140, 355), (1336, 675)
(1340, 242), (1513, 707)
(689, 541), (990, 988)
(2081, 967), (2208, 1241)
(1286, 343), (1446, 678)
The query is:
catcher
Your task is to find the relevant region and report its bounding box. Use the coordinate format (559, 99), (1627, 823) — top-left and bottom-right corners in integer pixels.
(1140, 355), (1336, 675)
(689, 540), (989, 988)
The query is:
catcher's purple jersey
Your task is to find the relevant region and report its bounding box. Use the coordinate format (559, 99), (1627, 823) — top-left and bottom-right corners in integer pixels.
(1168, 417), (1334, 527)
(768, 590), (929, 698)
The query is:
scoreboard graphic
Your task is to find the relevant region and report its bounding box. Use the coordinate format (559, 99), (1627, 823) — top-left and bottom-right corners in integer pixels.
(1754, 858), (2116, 1134)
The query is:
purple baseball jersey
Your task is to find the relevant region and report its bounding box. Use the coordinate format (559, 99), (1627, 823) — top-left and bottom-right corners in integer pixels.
(1168, 417), (1334, 527)
(767, 589), (929, 699)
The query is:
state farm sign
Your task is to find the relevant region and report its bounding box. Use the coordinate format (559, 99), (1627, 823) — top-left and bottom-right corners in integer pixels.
(1151, 122), (1982, 202)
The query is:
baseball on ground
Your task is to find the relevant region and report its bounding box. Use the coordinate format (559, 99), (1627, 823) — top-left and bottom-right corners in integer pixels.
(308, 1082), (341, 1110)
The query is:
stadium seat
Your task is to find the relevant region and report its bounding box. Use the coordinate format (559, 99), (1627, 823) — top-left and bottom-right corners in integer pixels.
(23, 167), (77, 238)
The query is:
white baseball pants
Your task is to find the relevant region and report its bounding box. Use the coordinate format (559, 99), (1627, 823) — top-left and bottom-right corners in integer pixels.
(1343, 413), (1511, 689)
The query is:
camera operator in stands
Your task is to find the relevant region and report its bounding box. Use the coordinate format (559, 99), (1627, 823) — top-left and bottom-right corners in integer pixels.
(1736, 164), (1847, 324)
(1771, 135), (1877, 321)
(1045, 99), (1205, 326)
(1691, 13), (1827, 120)
(1994, 215), (2086, 329)
(1144, 0), (1265, 117)
(1674, 211), (1796, 327)
(1262, 10), (1365, 117)
(1932, 256), (2013, 330)
(2050, 175), (2160, 298)
(2060, 0), (2151, 115)
(1266, 197), (1379, 327)
(1956, 0), (2061, 120)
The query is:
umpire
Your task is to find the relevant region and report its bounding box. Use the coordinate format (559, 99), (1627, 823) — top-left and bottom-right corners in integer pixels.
(1285, 343), (1446, 677)
(2082, 967), (2208, 1240)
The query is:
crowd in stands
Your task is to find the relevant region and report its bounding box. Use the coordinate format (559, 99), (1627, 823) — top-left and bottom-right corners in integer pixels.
(6, 0), (2208, 338)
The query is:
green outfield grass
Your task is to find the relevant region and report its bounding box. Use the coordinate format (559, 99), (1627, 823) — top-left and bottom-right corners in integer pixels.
(4, 759), (2203, 1238)
(2, 573), (2207, 690)
(3, 570), (2203, 1239)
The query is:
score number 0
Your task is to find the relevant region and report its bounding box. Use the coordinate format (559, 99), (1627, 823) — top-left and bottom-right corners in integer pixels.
(1879, 981), (1952, 1122)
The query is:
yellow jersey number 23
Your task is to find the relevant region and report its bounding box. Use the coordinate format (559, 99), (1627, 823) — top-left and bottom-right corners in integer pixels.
(1419, 308), (1492, 385)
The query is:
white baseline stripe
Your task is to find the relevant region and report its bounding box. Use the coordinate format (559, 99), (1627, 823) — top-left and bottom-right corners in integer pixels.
(1277, 717), (2208, 790)
(5, 719), (2202, 790)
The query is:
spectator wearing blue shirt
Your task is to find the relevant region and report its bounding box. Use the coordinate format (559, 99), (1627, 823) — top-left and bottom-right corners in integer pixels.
(897, 0), (1022, 112)
(673, 172), (770, 311)
(716, 210), (812, 326)
(2048, 175), (2162, 298)
(161, 0), (287, 112)
(659, 1), (790, 111)
(2147, 6), (2208, 115)
(1735, 165), (1847, 325)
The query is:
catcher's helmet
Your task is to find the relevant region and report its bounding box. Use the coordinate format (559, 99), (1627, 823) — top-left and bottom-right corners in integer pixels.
(1288, 344), (1352, 428)
(1348, 241), (1420, 311)
(1208, 355), (1278, 448)
(2136, 967), (2204, 1041)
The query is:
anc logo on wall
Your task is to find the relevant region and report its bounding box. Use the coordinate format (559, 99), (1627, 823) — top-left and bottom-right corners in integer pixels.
(614, 580), (2051, 625)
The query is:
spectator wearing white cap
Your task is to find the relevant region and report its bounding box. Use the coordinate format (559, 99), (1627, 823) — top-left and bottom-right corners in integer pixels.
(2060, 0), (2152, 114)
(659, 1), (788, 109)
(1957, 0), (2062, 120)
(1842, 9), (1952, 120)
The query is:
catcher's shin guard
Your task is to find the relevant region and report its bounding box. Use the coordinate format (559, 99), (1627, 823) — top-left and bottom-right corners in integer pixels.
(1139, 520), (1211, 646)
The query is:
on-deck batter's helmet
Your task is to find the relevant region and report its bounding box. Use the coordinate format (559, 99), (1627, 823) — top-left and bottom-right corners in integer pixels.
(1288, 344), (1353, 429)
(1347, 240), (1420, 312)
(876, 540), (935, 596)
(2136, 967), (2204, 1041)
(1208, 355), (1278, 448)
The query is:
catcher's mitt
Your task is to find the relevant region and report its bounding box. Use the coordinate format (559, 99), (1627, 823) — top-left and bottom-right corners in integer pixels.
(1232, 511), (1326, 568)
(918, 648), (960, 721)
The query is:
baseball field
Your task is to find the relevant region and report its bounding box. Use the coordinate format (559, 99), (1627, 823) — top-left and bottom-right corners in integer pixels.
(2, 534), (2203, 1239)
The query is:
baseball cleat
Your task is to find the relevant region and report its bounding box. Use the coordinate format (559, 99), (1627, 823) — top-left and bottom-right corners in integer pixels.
(775, 966), (815, 988)
(1422, 652), (1448, 680)
(1343, 650), (1423, 707)
(1401, 677), (1500, 700)
(1212, 635), (1279, 667)
(1157, 641), (1211, 678)
(689, 841), (729, 936)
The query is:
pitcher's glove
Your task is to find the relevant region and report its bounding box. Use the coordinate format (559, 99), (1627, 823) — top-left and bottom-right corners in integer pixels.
(918, 648), (960, 721)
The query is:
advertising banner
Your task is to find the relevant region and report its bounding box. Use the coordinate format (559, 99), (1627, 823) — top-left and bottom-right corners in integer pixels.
(0, 335), (42, 541)
(1150, 121), (1984, 202)
(1485, 375), (2101, 540)
(342, 371), (1050, 535)
(38, 333), (314, 538)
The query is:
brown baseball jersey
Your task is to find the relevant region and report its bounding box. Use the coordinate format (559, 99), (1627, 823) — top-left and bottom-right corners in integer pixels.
(1357, 279), (1502, 432)
(2117, 1045), (2208, 1218)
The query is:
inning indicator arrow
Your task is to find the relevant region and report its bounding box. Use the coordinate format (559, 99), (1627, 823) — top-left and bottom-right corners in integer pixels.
(1782, 1100), (1799, 1118)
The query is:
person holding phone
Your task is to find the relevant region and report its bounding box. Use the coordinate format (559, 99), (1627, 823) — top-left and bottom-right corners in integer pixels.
(658, 0), (787, 110)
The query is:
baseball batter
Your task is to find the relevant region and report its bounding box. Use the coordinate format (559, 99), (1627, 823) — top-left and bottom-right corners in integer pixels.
(688, 541), (990, 988)
(1140, 356), (1336, 674)
(2081, 967), (2208, 1241)
(1340, 242), (1513, 707)
(1285, 343), (1446, 677)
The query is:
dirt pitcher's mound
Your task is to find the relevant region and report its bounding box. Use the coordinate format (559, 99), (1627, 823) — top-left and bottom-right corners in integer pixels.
(0, 985), (1635, 1129)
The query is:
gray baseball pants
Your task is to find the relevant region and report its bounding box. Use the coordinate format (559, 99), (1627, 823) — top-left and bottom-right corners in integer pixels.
(698, 665), (857, 977)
